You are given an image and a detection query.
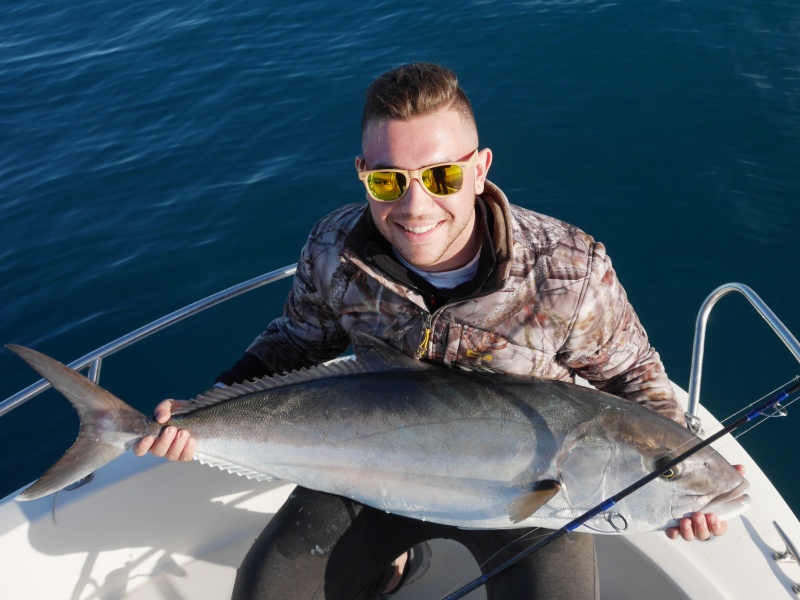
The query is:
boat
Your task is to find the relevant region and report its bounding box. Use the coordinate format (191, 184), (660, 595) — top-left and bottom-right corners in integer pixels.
(1, 266), (799, 599)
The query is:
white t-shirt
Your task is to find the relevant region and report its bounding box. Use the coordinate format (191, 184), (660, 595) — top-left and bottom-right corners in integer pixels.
(393, 248), (481, 289)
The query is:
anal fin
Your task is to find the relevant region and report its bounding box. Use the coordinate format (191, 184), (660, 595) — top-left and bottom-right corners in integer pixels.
(508, 480), (561, 524)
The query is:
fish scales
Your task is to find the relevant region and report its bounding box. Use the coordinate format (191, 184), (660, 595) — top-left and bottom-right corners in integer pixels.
(174, 371), (567, 507)
(7, 343), (750, 533)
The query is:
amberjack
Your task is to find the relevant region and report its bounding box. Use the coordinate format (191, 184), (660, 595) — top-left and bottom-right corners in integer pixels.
(7, 341), (749, 533)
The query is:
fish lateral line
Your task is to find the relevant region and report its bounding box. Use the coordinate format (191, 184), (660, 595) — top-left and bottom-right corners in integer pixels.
(3, 339), (469, 502)
(6, 341), (753, 544)
(442, 378), (800, 600)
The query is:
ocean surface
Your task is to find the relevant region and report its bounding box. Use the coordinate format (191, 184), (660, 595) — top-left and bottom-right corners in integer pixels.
(2, 0), (799, 521)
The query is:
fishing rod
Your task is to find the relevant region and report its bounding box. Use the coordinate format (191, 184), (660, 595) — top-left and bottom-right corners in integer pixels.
(441, 376), (800, 600)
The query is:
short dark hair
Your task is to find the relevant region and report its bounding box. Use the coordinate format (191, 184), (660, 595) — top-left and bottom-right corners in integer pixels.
(361, 62), (477, 136)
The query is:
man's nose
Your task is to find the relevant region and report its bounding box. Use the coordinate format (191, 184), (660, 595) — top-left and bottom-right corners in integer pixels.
(400, 177), (435, 211)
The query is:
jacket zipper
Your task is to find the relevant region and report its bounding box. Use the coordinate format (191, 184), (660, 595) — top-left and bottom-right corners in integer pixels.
(416, 295), (474, 359)
(416, 312), (433, 358)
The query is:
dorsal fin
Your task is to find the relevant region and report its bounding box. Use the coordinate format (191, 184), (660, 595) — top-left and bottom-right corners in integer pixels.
(178, 335), (429, 413)
(355, 332), (432, 370)
(507, 480), (561, 524)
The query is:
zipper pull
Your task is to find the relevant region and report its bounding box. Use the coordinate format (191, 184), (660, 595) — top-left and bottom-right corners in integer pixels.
(416, 313), (432, 358)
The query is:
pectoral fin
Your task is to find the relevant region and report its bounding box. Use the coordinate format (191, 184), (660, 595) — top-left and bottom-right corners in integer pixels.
(508, 480), (561, 524)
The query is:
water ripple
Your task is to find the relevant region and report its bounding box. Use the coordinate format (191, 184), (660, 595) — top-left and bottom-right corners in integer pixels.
(1, 0), (799, 509)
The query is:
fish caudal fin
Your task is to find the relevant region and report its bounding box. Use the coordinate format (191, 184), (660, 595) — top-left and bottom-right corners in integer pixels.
(6, 344), (149, 501)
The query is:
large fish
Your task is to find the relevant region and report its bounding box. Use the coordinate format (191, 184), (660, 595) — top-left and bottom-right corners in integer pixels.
(7, 341), (749, 533)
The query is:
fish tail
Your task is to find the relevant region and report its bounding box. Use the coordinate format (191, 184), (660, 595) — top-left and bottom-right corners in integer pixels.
(6, 344), (150, 501)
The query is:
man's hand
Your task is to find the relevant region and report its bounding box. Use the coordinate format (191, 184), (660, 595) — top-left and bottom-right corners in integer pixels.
(132, 399), (196, 462)
(665, 464), (746, 541)
(666, 511), (727, 541)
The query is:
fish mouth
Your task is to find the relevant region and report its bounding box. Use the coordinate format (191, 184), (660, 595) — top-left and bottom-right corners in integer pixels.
(710, 492), (751, 520)
(671, 480), (751, 521)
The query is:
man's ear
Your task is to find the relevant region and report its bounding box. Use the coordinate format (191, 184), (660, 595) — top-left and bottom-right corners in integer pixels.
(473, 148), (493, 195)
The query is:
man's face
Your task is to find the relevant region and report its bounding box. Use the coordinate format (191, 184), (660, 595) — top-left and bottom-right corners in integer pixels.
(359, 108), (492, 273)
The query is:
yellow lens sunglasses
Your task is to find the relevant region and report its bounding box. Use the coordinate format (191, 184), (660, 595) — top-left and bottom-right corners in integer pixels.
(357, 150), (479, 202)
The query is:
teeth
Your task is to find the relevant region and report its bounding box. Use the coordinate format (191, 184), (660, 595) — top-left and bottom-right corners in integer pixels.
(402, 223), (437, 234)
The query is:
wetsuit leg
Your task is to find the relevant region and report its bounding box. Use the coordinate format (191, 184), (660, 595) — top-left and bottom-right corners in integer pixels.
(323, 502), (598, 600)
(232, 486), (599, 600)
(231, 486), (363, 600)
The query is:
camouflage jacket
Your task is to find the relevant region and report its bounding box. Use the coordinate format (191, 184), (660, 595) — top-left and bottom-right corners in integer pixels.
(223, 181), (682, 423)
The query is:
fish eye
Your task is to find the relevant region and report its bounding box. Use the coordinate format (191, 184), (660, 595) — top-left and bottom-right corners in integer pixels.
(660, 468), (678, 480)
(655, 457), (681, 480)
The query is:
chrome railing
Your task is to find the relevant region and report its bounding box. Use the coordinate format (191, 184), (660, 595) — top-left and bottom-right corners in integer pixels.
(685, 283), (800, 433)
(0, 264), (297, 418)
(4, 273), (798, 432)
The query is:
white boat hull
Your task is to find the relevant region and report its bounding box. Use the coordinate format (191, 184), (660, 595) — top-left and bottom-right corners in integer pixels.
(1, 385), (798, 599)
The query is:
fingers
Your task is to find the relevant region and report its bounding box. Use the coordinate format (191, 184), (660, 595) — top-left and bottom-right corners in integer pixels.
(148, 426), (196, 461)
(153, 399), (176, 423)
(150, 425), (179, 457)
(708, 513), (727, 536)
(133, 435), (155, 457)
(177, 434), (197, 462)
(164, 429), (196, 462)
(735, 464), (747, 476)
(665, 512), (727, 542)
(133, 399), (196, 461)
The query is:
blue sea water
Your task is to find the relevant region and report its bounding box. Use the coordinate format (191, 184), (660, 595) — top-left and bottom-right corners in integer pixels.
(2, 0), (800, 520)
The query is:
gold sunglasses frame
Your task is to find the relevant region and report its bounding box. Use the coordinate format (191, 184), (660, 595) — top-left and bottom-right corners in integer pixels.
(357, 149), (480, 202)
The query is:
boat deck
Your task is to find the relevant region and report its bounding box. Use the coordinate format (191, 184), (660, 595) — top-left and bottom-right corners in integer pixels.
(2, 387), (799, 599)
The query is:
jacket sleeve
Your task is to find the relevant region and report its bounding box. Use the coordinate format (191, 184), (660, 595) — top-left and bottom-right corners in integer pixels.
(215, 237), (352, 385)
(558, 242), (684, 424)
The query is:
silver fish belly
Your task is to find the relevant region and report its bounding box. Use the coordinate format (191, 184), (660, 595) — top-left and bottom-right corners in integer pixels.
(7, 343), (750, 533)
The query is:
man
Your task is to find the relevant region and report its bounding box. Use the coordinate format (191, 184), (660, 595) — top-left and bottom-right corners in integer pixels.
(135, 62), (734, 598)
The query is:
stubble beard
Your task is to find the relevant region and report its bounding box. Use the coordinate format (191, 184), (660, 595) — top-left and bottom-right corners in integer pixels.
(389, 207), (476, 271)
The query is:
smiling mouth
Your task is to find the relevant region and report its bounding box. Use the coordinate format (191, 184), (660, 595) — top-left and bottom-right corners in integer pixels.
(399, 222), (439, 234)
